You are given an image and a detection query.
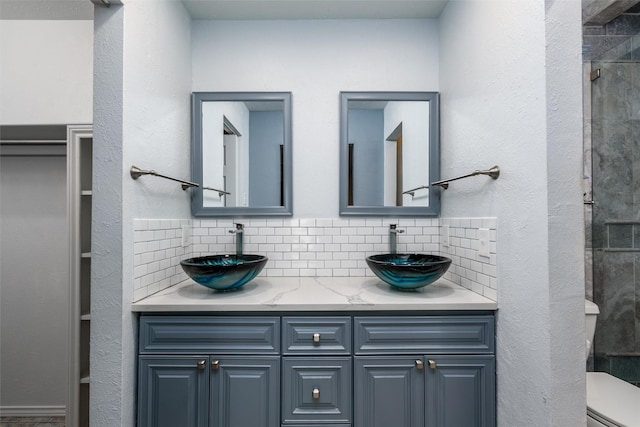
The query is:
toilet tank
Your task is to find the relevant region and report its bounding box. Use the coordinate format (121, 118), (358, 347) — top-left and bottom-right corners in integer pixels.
(585, 299), (600, 356)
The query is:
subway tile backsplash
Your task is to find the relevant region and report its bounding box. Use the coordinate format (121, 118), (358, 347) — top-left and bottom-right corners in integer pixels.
(133, 219), (192, 302)
(191, 218), (440, 278)
(132, 217), (498, 303)
(440, 217), (498, 301)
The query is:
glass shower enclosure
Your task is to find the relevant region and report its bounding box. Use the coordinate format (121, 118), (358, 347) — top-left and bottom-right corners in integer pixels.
(586, 17), (640, 387)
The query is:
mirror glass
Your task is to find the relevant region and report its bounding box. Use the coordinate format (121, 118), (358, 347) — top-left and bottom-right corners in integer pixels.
(339, 92), (440, 216)
(191, 92), (292, 216)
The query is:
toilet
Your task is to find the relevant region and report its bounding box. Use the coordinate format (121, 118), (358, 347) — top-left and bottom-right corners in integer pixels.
(585, 300), (640, 427)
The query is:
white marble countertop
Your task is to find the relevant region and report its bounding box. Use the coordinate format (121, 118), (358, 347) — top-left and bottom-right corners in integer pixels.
(131, 277), (497, 312)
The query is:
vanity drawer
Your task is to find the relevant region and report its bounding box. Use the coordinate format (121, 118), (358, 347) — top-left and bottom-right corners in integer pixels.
(354, 315), (495, 355)
(282, 357), (352, 425)
(139, 315), (280, 354)
(283, 316), (351, 355)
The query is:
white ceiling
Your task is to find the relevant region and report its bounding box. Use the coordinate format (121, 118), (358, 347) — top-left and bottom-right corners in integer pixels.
(182, 1), (448, 20)
(0, 0), (448, 20)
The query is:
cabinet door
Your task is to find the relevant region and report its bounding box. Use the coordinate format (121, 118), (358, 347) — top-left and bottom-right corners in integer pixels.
(138, 356), (209, 427)
(210, 356), (280, 427)
(425, 355), (495, 427)
(354, 356), (425, 427)
(282, 357), (352, 425)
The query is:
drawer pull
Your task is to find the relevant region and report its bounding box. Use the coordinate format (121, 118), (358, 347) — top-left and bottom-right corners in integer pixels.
(415, 360), (424, 370)
(313, 333), (321, 343)
(197, 360), (206, 370)
(211, 360), (220, 370)
(428, 359), (437, 370)
(312, 388), (320, 399)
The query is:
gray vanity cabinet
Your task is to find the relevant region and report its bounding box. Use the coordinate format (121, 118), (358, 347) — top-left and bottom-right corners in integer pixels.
(137, 316), (280, 427)
(281, 316), (352, 427)
(424, 355), (495, 426)
(210, 356), (280, 427)
(137, 313), (495, 427)
(354, 356), (425, 427)
(138, 355), (209, 427)
(138, 355), (280, 427)
(353, 315), (496, 427)
(282, 357), (352, 425)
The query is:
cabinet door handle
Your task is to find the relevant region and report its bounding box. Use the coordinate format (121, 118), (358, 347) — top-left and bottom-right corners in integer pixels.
(415, 360), (424, 370)
(312, 388), (320, 399)
(428, 359), (437, 370)
(211, 360), (220, 370)
(197, 360), (206, 370)
(313, 333), (321, 343)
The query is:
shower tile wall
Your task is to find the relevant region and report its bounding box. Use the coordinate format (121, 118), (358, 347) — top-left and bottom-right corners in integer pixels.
(585, 9), (640, 387)
(584, 9), (640, 62)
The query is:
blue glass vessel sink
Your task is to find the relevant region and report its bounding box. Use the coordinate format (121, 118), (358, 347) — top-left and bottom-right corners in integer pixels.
(180, 254), (268, 291)
(366, 253), (452, 290)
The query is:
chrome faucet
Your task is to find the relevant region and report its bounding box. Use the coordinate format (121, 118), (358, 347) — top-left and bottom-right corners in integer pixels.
(389, 224), (405, 254)
(229, 223), (244, 255)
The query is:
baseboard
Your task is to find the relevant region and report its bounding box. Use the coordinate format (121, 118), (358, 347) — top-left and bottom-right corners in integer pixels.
(0, 406), (66, 417)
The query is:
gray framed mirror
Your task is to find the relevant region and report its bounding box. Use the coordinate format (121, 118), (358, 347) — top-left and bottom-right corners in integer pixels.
(191, 92), (292, 216)
(339, 91), (441, 216)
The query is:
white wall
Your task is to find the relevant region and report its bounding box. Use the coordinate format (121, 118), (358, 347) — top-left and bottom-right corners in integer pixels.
(91, 1), (192, 425)
(544, 1), (587, 423)
(0, 20), (93, 125)
(439, 0), (585, 425)
(192, 19), (440, 218)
